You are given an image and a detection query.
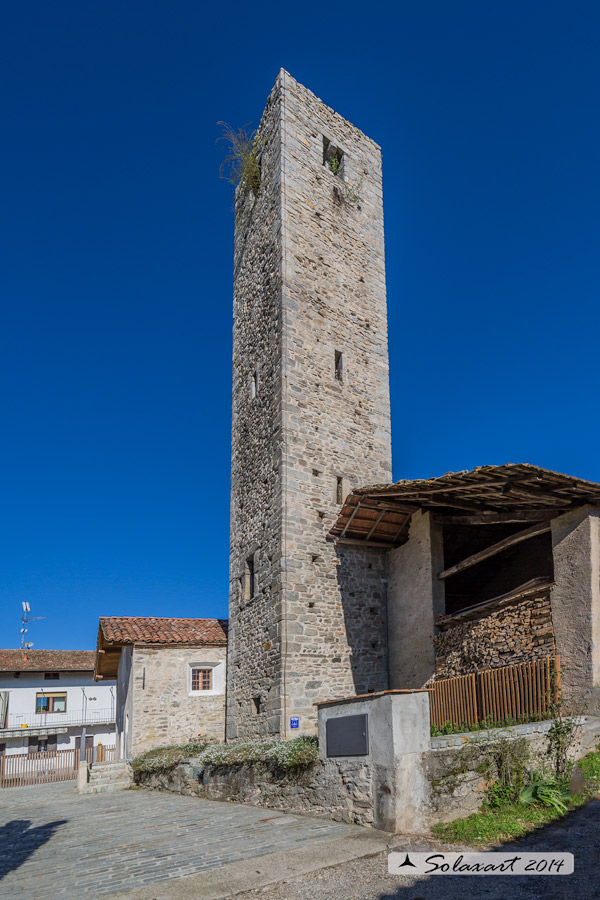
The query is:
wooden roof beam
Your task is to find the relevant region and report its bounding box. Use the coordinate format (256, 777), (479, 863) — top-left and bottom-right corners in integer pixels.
(438, 521), (552, 580)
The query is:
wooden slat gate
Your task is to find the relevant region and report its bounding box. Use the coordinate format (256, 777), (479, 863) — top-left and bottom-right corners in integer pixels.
(0, 745), (117, 788)
(429, 656), (561, 731)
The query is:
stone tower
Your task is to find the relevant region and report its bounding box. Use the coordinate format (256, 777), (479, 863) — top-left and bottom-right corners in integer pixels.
(227, 71), (392, 740)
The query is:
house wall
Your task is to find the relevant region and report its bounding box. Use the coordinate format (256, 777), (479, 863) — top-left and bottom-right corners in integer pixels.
(551, 505), (600, 712)
(116, 646), (134, 759)
(0, 670), (115, 756)
(129, 646), (226, 756)
(228, 70), (392, 740)
(387, 511), (445, 689)
(434, 592), (556, 678)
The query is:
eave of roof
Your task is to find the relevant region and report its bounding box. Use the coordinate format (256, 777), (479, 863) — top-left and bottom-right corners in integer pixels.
(328, 463), (600, 548)
(94, 617), (228, 681)
(0, 649), (96, 673)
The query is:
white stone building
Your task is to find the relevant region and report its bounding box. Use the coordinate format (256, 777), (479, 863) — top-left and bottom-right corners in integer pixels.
(94, 617), (227, 758)
(0, 649), (115, 757)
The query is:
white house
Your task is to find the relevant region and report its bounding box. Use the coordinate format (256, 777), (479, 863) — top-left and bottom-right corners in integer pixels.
(0, 649), (116, 756)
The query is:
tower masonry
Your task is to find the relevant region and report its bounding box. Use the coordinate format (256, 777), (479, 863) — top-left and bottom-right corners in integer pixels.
(227, 70), (392, 739)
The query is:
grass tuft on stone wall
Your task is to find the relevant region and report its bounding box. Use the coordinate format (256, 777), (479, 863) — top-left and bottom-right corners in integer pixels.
(198, 735), (319, 770)
(132, 735), (319, 777)
(131, 739), (209, 776)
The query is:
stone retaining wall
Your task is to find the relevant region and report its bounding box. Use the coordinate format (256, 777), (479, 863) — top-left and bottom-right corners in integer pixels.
(434, 594), (555, 678)
(138, 757), (374, 826)
(136, 716), (600, 833)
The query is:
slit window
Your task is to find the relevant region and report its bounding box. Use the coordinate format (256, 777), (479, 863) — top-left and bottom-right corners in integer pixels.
(245, 554), (256, 601)
(334, 350), (343, 382)
(252, 696), (262, 714)
(250, 369), (258, 399)
(336, 476), (344, 505)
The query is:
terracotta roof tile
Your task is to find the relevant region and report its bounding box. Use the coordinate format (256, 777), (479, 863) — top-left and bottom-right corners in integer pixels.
(0, 649), (96, 672)
(98, 617), (228, 647)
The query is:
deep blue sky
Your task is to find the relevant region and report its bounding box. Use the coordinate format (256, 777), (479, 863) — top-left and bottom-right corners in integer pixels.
(1, 2), (599, 650)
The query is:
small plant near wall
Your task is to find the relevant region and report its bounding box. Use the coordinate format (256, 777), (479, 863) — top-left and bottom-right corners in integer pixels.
(327, 155), (341, 175)
(333, 176), (364, 209)
(217, 122), (265, 198)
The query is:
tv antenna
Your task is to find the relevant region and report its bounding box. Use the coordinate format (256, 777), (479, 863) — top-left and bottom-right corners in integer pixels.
(20, 602), (45, 650)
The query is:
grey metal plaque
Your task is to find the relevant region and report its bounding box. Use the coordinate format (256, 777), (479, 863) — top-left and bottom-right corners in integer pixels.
(326, 713), (369, 757)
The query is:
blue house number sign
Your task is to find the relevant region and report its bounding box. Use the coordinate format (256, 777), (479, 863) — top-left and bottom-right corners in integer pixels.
(290, 717), (299, 729)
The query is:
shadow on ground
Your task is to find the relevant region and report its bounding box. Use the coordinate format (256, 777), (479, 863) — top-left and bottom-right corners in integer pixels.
(379, 799), (600, 900)
(0, 818), (68, 880)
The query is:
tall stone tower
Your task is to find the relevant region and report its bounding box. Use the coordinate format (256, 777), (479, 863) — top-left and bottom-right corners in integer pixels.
(227, 71), (392, 739)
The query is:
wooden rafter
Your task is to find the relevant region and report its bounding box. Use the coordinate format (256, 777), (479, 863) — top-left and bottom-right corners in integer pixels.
(437, 521), (552, 581)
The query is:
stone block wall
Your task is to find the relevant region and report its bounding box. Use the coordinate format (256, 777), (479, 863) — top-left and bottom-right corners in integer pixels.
(130, 646), (226, 756)
(138, 757), (374, 826)
(434, 593), (556, 678)
(228, 70), (392, 740)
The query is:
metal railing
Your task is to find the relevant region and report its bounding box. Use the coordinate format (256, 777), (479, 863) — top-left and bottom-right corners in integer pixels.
(0, 745), (116, 787)
(2, 707), (116, 731)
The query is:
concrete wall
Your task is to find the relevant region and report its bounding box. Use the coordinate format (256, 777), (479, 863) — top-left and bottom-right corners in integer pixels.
(129, 646), (226, 756)
(228, 70), (392, 740)
(318, 691), (431, 833)
(551, 506), (600, 712)
(387, 511), (445, 689)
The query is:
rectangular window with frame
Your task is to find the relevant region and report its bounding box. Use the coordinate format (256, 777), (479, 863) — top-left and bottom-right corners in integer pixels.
(191, 668), (212, 691)
(44, 672), (60, 680)
(35, 692), (67, 714)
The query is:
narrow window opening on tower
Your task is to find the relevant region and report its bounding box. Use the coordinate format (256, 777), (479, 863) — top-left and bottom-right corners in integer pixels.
(250, 369), (258, 399)
(334, 350), (343, 382)
(252, 696), (262, 715)
(336, 477), (344, 505)
(244, 554), (256, 602)
(323, 137), (344, 177)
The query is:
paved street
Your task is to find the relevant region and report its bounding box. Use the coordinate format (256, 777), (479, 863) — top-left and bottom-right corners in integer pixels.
(0, 782), (387, 900)
(239, 798), (600, 900)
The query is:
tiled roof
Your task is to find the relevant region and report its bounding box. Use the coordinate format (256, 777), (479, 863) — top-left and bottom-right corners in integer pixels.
(0, 649), (96, 672)
(98, 617), (228, 647)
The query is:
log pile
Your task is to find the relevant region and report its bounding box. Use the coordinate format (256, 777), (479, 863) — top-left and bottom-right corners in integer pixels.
(434, 593), (555, 679)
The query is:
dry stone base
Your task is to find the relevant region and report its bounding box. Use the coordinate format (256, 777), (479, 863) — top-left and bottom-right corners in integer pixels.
(138, 757), (374, 826)
(434, 594), (555, 678)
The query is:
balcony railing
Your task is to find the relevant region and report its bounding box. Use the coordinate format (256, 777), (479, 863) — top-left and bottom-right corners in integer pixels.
(1, 707), (116, 731)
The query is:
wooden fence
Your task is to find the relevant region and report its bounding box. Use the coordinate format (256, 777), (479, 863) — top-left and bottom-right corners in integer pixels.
(0, 744), (117, 788)
(429, 656), (561, 730)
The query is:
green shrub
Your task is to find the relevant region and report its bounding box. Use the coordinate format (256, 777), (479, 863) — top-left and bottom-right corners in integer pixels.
(132, 735), (319, 777)
(131, 739), (208, 776)
(217, 121), (265, 198)
(198, 735), (318, 771)
(519, 771), (570, 814)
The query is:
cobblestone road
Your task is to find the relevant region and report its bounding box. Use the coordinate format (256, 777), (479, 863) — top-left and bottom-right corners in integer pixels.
(0, 782), (354, 899)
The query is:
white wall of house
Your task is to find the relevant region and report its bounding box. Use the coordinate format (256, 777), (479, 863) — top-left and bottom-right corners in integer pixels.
(0, 670), (116, 756)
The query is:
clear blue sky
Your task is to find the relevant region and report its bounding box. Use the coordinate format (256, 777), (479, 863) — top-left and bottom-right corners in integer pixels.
(1, 2), (599, 651)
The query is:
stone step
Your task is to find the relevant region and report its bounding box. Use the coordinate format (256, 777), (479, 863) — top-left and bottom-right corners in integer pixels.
(82, 780), (132, 794)
(88, 774), (133, 784)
